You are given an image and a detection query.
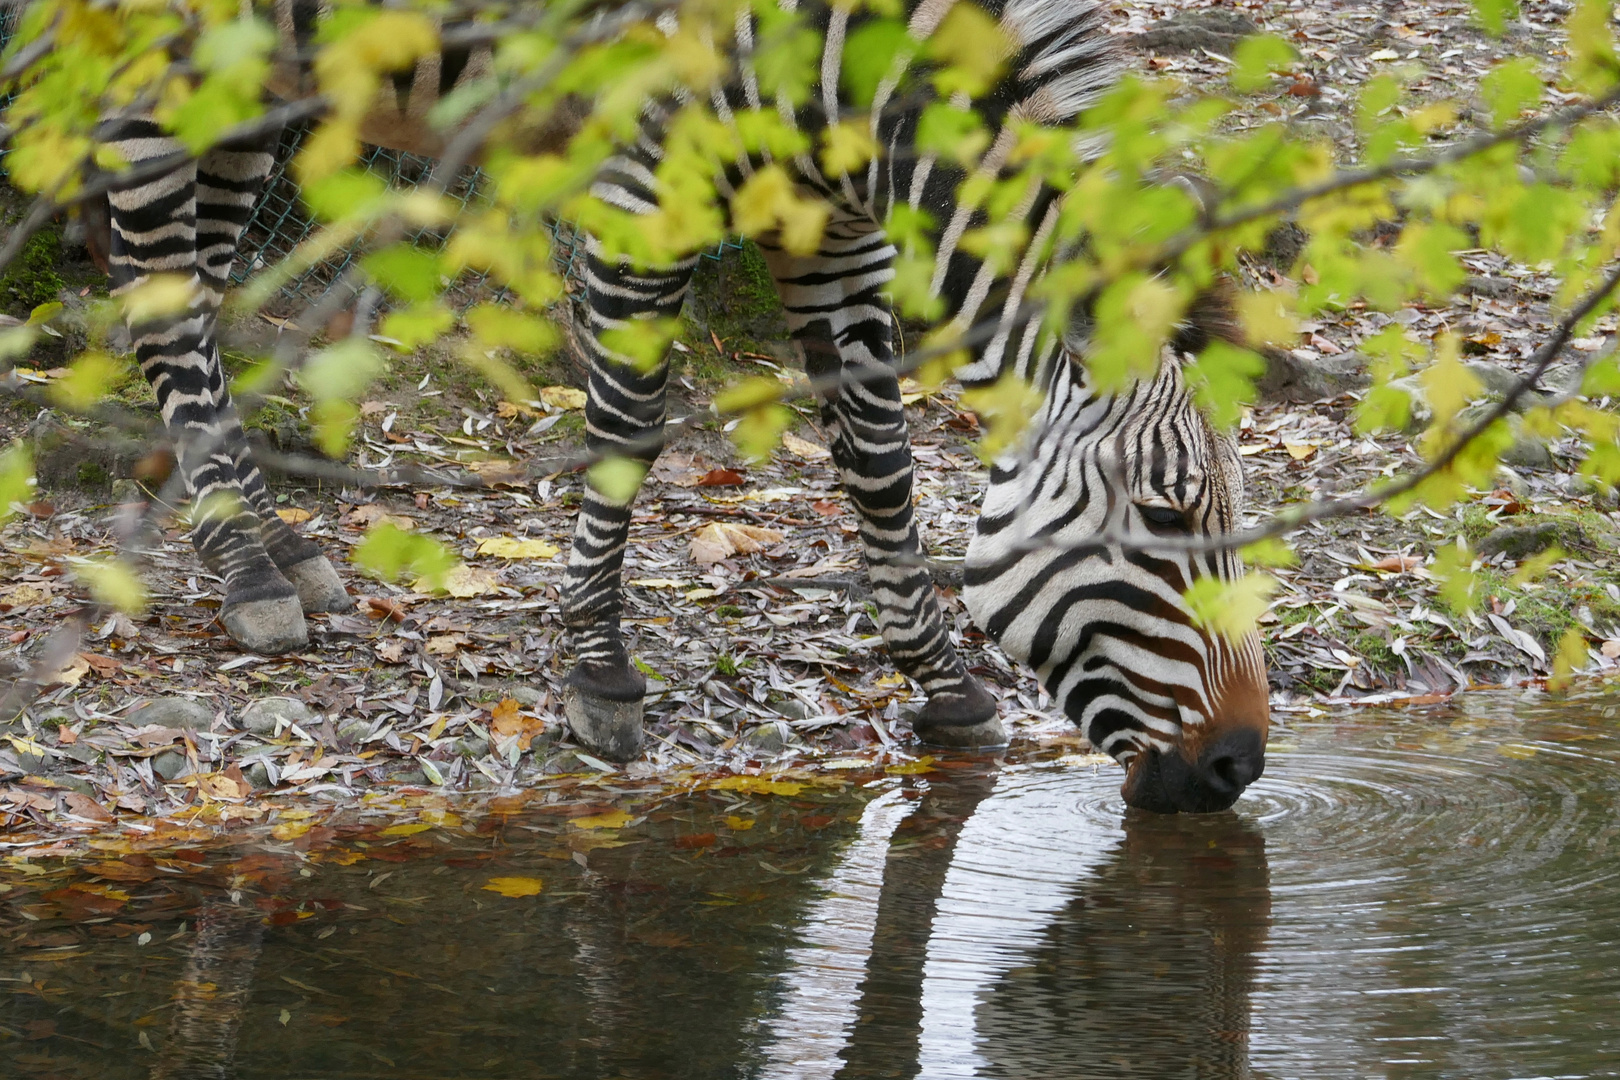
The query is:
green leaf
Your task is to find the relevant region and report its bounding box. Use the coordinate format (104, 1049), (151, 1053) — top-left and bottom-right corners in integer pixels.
(1470, 0), (1519, 36)
(48, 351), (127, 413)
(73, 556), (149, 614)
(352, 522), (458, 589)
(1231, 35), (1295, 94)
(297, 338), (383, 403)
(842, 19), (912, 107)
(730, 404), (794, 463)
(362, 245), (444, 303)
(465, 304), (558, 354)
(0, 444), (35, 521)
(1431, 542), (1481, 614)
(1182, 340), (1266, 429)
(1480, 57), (1540, 127)
(379, 304), (455, 352)
(1241, 537), (1297, 569)
(1184, 573), (1277, 645)
(587, 456), (649, 506)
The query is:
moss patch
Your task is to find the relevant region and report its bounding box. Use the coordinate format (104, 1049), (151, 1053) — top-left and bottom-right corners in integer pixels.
(0, 220), (66, 315)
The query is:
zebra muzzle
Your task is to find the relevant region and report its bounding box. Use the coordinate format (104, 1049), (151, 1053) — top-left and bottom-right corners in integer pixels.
(1120, 728), (1266, 814)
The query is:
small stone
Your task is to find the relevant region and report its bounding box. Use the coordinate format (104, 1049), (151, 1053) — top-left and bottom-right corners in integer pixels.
(389, 767), (428, 785)
(1500, 437), (1554, 471)
(57, 775), (97, 798)
(239, 697), (316, 737)
(742, 720), (791, 754)
(456, 736), (490, 758)
(336, 718), (372, 745)
(110, 478), (144, 506)
(152, 750), (189, 782)
(243, 761), (272, 789)
(1477, 522), (1563, 560)
(772, 698), (811, 721)
(16, 747), (50, 775)
(539, 750), (585, 775)
(130, 698), (215, 731)
(500, 686), (547, 709)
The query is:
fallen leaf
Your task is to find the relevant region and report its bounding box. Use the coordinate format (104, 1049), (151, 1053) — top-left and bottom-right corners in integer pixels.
(1367, 555), (1423, 573)
(780, 432), (831, 459)
(698, 468), (746, 487)
(62, 792), (113, 823)
(496, 399), (540, 419)
(704, 776), (803, 796)
(468, 460), (527, 488)
(570, 809), (633, 830)
(1283, 441), (1320, 461)
(194, 770), (251, 801)
(476, 536), (560, 559)
(1603, 640), (1620, 659)
(425, 633), (469, 656)
(0, 584), (49, 610)
(42, 655), (90, 688)
(483, 876), (544, 898)
(541, 386), (587, 410)
(690, 522), (786, 567)
(361, 596), (407, 622)
(276, 508), (313, 525)
(379, 822), (433, 837)
(344, 504), (415, 530)
(723, 815), (755, 831)
(415, 566), (501, 598)
(490, 700), (548, 751)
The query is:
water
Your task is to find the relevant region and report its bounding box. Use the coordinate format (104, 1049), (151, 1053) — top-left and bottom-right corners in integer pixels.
(3, 688), (1619, 1078)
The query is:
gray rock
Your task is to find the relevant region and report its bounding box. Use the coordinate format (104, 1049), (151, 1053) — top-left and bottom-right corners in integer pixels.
(1500, 436), (1554, 471)
(1132, 10), (1258, 53)
(388, 767), (429, 785)
(1477, 522), (1562, 560)
(110, 478), (144, 506)
(499, 685), (548, 710)
(539, 750), (586, 775)
(456, 736), (491, 758)
(336, 718), (372, 745)
(130, 697), (215, 731)
(244, 761), (272, 789)
(15, 746), (50, 775)
(772, 697), (812, 721)
(1464, 361), (1523, 398)
(742, 720), (791, 754)
(1257, 350), (1370, 403)
(239, 696), (316, 737)
(152, 749), (189, 782)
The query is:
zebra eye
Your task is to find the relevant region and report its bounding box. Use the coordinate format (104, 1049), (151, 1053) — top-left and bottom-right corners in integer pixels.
(1137, 503), (1188, 531)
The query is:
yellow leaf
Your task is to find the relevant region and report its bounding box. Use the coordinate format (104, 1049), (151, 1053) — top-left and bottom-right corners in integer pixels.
(780, 431), (832, 459)
(1282, 440), (1320, 460)
(540, 386), (587, 410)
(723, 815), (755, 831)
(690, 522), (785, 567)
(570, 809), (633, 830)
(272, 820), (313, 841)
(628, 578), (687, 589)
(821, 121), (878, 177)
(415, 565), (501, 597)
(476, 537), (560, 559)
(483, 876), (544, 898)
(1496, 743), (1539, 760)
(884, 756), (937, 775)
(277, 508), (313, 525)
(704, 776), (804, 796)
(379, 822), (433, 837)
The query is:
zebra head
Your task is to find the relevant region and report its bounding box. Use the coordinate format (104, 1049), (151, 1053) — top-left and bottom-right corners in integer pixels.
(963, 347), (1270, 813)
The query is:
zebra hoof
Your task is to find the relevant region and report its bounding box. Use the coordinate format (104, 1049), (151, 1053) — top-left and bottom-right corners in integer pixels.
(563, 687), (645, 763)
(282, 555), (352, 614)
(219, 594), (308, 655)
(912, 679), (1006, 748)
(915, 715), (1009, 749)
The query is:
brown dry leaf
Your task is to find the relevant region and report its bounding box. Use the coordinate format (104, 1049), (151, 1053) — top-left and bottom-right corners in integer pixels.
(194, 769), (251, 802)
(359, 400), (390, 417)
(276, 507), (313, 525)
(81, 653), (121, 677)
(43, 655), (90, 688)
(375, 640), (408, 664)
(698, 468), (746, 487)
(1283, 441), (1320, 461)
(1603, 640), (1620, 659)
(62, 792), (113, 823)
(0, 584), (49, 610)
(781, 431), (832, 459)
(544, 383), (589, 409)
(690, 522), (786, 567)
(468, 459), (527, 488)
(425, 633), (470, 656)
(361, 596), (408, 622)
(570, 809), (632, 830)
(344, 504), (415, 531)
(491, 699), (548, 751)
(1367, 555), (1423, 573)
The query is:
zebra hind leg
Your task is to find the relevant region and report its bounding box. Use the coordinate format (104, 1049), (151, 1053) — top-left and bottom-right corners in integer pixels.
(559, 245), (695, 761)
(102, 118), (306, 654)
(760, 230), (1005, 747)
(195, 142), (351, 615)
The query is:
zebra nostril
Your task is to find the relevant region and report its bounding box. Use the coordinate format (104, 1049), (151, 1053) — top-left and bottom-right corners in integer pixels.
(1197, 729), (1266, 794)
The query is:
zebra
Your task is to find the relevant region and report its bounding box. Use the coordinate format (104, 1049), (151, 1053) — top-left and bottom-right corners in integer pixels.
(68, 0), (1269, 812)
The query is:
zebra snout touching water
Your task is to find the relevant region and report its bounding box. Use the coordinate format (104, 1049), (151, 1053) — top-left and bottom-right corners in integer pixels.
(964, 355), (1270, 813)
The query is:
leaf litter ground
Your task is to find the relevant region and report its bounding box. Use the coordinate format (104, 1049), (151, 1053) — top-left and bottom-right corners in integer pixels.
(4, 0), (1620, 846)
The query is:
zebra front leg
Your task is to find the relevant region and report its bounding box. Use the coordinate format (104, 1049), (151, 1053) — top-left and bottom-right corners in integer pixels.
(195, 142), (351, 615)
(762, 231), (1004, 747)
(560, 248), (694, 762)
(102, 118), (306, 654)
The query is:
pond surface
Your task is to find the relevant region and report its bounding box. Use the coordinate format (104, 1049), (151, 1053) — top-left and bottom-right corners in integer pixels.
(3, 688), (1619, 1078)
